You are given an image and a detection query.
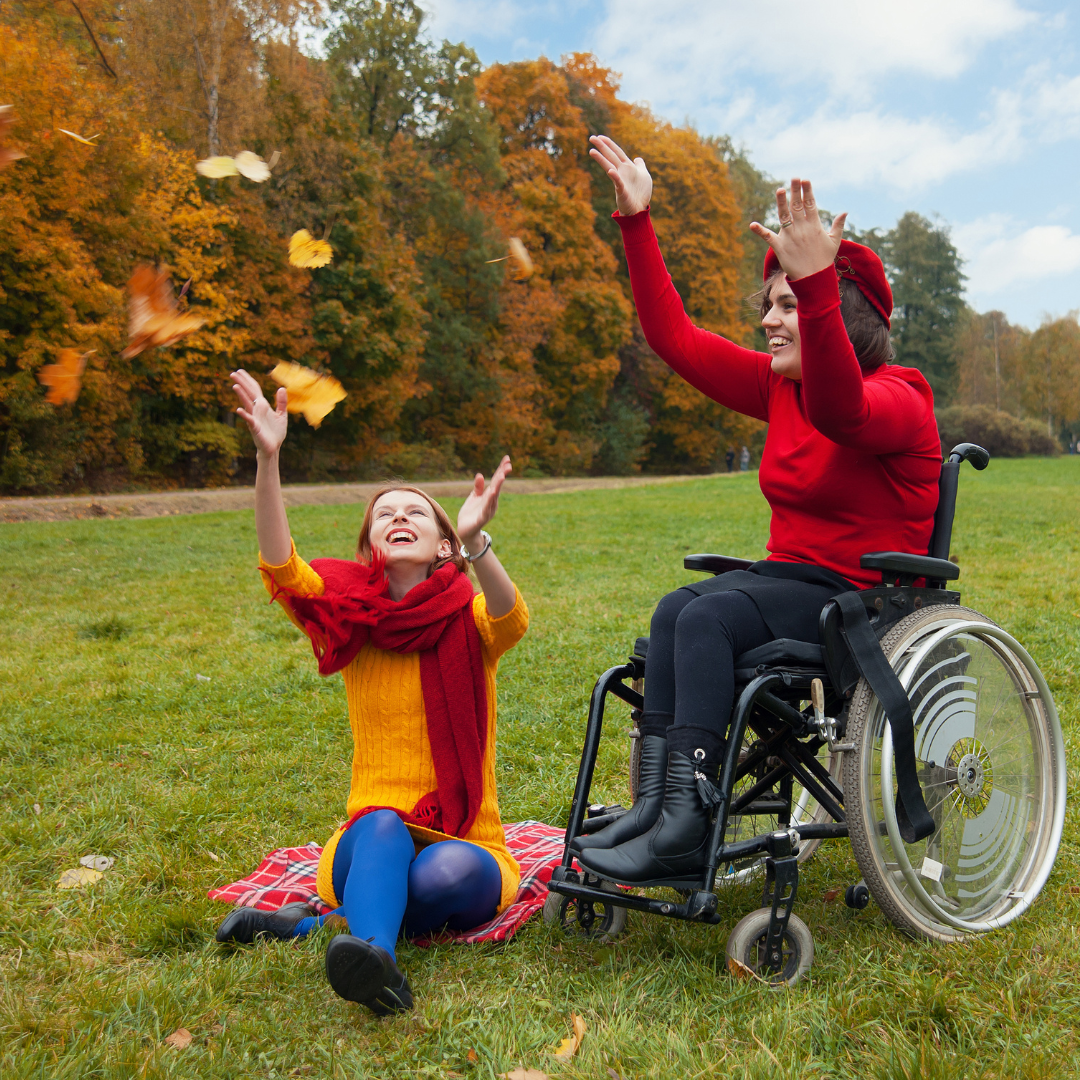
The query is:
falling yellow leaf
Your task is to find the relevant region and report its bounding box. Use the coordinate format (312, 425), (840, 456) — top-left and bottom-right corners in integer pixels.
(37, 349), (92, 405)
(122, 265), (205, 359)
(58, 867), (103, 889)
(270, 362), (347, 428)
(58, 128), (100, 145)
(196, 155), (239, 178)
(0, 105), (27, 170)
(498, 1071), (550, 1080)
(486, 237), (534, 280)
(267, 150), (282, 170)
(552, 1013), (586, 1062)
(234, 150), (271, 182)
(288, 229), (333, 269)
(164, 1027), (193, 1050)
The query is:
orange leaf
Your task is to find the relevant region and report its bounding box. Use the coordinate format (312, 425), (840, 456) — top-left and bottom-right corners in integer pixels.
(270, 362), (347, 428)
(38, 349), (91, 405)
(727, 956), (759, 981)
(823, 888), (840, 902)
(467, 1049), (478, 1062)
(552, 1013), (586, 1062)
(121, 265), (205, 359)
(164, 1028), (193, 1050)
(0, 105), (26, 170)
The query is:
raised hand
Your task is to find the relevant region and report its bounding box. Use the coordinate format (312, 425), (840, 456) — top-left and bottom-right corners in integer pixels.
(231, 369), (288, 458)
(588, 135), (652, 217)
(749, 179), (846, 282)
(457, 455), (511, 549)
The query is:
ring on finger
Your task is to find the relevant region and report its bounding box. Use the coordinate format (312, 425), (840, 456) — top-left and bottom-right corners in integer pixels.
(779, 219), (794, 230)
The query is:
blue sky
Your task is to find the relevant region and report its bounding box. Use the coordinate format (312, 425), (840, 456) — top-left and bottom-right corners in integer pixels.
(420, 0), (1080, 329)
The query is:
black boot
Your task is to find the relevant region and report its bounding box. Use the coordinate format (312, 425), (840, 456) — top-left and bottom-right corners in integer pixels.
(215, 901), (317, 944)
(571, 734), (668, 853)
(577, 727), (724, 887)
(325, 934), (414, 1016)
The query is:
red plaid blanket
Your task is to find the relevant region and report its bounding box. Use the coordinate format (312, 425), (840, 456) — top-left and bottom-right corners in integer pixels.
(207, 820), (573, 946)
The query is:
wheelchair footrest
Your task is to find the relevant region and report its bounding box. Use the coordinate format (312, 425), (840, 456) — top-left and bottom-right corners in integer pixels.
(549, 869), (723, 923)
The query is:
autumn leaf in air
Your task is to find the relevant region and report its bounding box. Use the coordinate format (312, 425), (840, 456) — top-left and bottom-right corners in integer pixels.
(288, 229), (333, 269)
(196, 151), (274, 182)
(0, 106), (26, 170)
(121, 265), (205, 359)
(271, 362), (347, 428)
(58, 128), (101, 146)
(38, 349), (92, 405)
(486, 236), (533, 280)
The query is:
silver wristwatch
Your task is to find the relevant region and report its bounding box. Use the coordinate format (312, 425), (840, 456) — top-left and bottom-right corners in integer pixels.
(460, 530), (493, 562)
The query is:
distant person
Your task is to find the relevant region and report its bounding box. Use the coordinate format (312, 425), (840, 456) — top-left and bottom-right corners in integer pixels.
(725, 446), (735, 472)
(217, 370), (528, 1017)
(574, 135), (941, 884)
(739, 445), (750, 471)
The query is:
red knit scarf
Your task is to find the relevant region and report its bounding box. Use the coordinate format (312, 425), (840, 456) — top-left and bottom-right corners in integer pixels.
(270, 558), (488, 839)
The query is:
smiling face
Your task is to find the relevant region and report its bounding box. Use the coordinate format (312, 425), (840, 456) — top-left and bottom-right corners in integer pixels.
(367, 490), (453, 572)
(761, 273), (802, 380)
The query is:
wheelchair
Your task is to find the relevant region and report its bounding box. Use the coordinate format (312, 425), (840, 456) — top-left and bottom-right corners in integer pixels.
(545, 444), (1066, 985)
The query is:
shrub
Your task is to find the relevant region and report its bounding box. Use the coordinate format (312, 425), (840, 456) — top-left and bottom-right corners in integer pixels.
(935, 405), (1061, 458)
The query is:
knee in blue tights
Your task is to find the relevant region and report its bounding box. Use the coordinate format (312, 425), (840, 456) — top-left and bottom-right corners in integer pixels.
(404, 840), (502, 937)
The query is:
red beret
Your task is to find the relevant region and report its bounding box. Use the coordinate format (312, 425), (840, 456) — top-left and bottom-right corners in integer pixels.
(763, 239), (893, 328)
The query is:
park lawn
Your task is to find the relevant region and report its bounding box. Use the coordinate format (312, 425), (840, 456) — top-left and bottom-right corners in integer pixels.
(0, 458), (1078, 1080)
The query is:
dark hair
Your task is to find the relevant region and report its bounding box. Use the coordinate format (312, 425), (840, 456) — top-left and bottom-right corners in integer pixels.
(356, 484), (468, 576)
(751, 270), (894, 371)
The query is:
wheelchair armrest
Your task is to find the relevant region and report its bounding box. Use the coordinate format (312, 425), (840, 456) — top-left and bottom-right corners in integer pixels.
(860, 551), (959, 584)
(684, 553), (754, 575)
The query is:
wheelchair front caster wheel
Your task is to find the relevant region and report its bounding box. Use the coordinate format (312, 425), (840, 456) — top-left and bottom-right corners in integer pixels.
(725, 909), (814, 987)
(845, 883), (870, 910)
(542, 877), (627, 943)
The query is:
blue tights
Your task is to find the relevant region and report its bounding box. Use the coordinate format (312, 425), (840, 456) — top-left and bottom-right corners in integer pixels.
(292, 810), (502, 960)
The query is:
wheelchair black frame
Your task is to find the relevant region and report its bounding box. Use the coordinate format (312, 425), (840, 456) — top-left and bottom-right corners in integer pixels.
(549, 443), (990, 973)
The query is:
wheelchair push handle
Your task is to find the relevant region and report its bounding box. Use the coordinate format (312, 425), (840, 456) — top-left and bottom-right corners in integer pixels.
(947, 442), (990, 470)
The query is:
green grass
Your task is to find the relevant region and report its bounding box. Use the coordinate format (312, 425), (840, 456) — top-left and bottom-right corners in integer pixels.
(1, 458), (1078, 1079)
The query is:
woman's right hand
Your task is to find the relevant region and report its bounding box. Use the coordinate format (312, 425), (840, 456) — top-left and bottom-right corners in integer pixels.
(588, 135), (652, 217)
(231, 369), (288, 458)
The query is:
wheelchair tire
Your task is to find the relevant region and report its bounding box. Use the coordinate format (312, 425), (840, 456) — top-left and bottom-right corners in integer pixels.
(726, 908), (813, 987)
(844, 606), (1066, 943)
(542, 878), (627, 943)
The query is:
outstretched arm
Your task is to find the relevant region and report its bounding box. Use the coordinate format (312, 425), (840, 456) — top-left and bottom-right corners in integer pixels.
(231, 369), (292, 566)
(456, 456), (516, 619)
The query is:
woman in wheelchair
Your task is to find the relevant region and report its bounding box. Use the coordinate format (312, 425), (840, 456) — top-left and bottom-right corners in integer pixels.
(576, 137), (944, 885)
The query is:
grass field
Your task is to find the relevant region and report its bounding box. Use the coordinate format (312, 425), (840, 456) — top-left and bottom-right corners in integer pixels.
(1, 458), (1078, 1080)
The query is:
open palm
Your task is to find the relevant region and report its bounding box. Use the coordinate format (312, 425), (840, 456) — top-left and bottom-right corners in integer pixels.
(588, 135), (652, 217)
(231, 369), (288, 457)
(457, 456), (512, 545)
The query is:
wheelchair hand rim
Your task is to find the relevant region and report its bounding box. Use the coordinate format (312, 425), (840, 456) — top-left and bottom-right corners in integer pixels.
(878, 619), (1065, 933)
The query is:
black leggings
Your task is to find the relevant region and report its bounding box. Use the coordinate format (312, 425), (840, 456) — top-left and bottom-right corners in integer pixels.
(641, 587), (771, 742)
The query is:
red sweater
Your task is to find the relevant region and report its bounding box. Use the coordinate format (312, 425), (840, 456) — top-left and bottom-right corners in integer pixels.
(617, 210), (942, 590)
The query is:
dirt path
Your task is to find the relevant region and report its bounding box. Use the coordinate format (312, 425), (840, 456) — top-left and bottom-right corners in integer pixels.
(0, 473), (733, 523)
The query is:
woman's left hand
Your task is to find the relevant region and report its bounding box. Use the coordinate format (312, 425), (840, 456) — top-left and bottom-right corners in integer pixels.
(749, 179), (847, 281)
(457, 455), (512, 550)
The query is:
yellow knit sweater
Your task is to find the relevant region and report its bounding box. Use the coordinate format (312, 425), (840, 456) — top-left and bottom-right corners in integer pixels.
(259, 542), (529, 913)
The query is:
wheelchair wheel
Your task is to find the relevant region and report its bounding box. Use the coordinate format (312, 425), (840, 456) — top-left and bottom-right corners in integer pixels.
(542, 877), (627, 943)
(726, 908), (814, 987)
(844, 606), (1066, 942)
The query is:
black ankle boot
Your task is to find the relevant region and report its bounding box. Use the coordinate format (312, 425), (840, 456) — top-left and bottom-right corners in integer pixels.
(215, 901), (317, 944)
(325, 935), (414, 1016)
(577, 728), (723, 886)
(571, 734), (668, 853)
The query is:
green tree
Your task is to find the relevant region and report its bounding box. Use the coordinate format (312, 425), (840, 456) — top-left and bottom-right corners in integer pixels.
(881, 212), (966, 402)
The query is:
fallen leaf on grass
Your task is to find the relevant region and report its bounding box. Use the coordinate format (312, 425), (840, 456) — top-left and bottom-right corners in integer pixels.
(727, 956), (759, 981)
(608, 1069), (627, 1080)
(1070, 886), (1080, 895)
(823, 887), (840, 902)
(196, 674), (211, 682)
(58, 867), (103, 889)
(32, 803), (41, 816)
(271, 361), (347, 428)
(164, 1027), (192, 1050)
(552, 1013), (586, 1062)
(498, 1070), (550, 1080)
(79, 854), (115, 872)
(207, 851), (220, 862)
(467, 1049), (478, 1062)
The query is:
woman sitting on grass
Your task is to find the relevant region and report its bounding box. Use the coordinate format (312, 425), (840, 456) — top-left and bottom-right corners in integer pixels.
(573, 137), (942, 885)
(216, 369), (528, 1017)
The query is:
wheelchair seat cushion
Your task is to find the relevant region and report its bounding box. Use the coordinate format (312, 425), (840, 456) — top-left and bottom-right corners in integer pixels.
(735, 638), (824, 670)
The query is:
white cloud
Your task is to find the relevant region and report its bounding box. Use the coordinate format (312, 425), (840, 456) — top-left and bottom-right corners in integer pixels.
(598, 0), (1036, 100)
(955, 214), (1080, 296)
